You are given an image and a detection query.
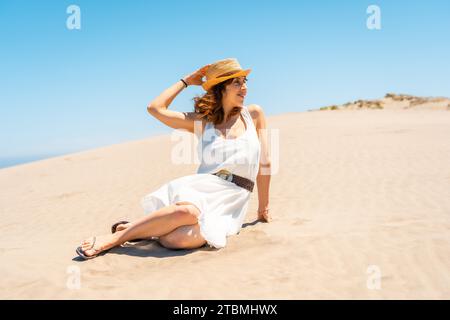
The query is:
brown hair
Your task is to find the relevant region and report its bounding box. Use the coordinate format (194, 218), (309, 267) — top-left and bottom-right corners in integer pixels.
(193, 76), (242, 126)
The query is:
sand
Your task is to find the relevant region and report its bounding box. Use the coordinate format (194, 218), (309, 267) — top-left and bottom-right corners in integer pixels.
(1, 108), (449, 299)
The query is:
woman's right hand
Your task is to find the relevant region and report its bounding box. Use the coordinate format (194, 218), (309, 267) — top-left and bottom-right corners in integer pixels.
(182, 64), (211, 86)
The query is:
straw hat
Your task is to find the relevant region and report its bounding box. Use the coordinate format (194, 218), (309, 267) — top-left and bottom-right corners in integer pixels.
(202, 58), (251, 91)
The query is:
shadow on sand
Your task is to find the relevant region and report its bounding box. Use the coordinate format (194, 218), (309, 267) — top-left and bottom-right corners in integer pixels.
(72, 218), (264, 262)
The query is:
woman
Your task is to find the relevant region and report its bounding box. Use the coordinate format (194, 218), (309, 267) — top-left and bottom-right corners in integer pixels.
(76, 58), (272, 260)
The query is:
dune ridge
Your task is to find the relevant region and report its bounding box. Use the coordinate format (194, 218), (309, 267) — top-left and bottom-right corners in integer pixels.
(311, 93), (450, 111)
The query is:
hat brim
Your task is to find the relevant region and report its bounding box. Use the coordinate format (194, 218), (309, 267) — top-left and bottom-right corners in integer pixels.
(202, 69), (251, 91)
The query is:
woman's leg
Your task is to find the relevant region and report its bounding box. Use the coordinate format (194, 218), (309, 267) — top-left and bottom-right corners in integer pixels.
(79, 202), (200, 257)
(116, 202), (201, 240)
(159, 223), (206, 249)
(115, 201), (198, 234)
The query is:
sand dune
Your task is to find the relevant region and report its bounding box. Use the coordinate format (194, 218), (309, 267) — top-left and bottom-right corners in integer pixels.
(1, 106), (449, 299)
(312, 93), (450, 111)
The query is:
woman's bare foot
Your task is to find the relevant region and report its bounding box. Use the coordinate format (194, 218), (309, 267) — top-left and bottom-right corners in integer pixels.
(79, 234), (119, 258)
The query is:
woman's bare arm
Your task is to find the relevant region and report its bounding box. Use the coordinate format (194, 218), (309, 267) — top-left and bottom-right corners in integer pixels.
(147, 65), (210, 134)
(249, 104), (272, 222)
(147, 80), (199, 133)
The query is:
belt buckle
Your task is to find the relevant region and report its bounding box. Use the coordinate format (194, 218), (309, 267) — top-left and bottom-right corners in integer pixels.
(216, 169), (233, 182)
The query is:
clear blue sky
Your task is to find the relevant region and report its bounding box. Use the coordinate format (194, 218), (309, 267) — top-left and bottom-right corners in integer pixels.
(1, 0), (449, 164)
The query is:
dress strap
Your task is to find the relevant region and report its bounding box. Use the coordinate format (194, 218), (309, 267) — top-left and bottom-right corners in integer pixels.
(241, 106), (254, 129)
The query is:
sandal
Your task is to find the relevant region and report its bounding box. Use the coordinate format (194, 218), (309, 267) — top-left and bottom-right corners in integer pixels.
(76, 236), (109, 260)
(111, 220), (130, 234)
(111, 220), (146, 243)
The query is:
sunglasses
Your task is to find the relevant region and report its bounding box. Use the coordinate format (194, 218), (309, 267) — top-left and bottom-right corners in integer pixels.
(231, 77), (248, 88)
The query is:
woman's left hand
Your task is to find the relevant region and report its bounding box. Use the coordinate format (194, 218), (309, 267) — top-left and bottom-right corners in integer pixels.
(257, 208), (272, 223)
(182, 64), (211, 86)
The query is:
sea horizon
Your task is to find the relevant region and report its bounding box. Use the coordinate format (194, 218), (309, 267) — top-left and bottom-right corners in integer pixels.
(0, 153), (69, 170)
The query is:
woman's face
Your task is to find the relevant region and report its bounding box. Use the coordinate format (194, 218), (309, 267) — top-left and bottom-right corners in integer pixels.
(222, 76), (248, 107)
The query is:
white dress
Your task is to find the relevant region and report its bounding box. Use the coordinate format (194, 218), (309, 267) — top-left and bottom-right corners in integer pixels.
(140, 105), (261, 248)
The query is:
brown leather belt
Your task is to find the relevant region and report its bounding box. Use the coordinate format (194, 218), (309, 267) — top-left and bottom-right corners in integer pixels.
(211, 169), (255, 192)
